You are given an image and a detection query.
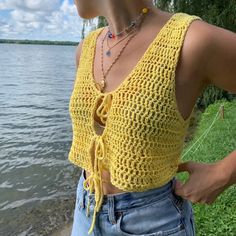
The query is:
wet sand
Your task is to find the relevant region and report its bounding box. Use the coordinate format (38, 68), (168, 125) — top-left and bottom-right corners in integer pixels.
(0, 167), (81, 236)
(50, 222), (73, 236)
(0, 197), (76, 236)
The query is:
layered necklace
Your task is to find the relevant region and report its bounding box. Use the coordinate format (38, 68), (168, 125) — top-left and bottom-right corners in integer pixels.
(94, 7), (150, 92)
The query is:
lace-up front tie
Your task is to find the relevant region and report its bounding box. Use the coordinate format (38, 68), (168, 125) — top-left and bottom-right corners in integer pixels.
(83, 93), (113, 234)
(96, 93), (113, 125)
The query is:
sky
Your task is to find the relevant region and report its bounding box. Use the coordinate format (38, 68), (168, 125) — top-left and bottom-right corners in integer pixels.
(0, 0), (98, 41)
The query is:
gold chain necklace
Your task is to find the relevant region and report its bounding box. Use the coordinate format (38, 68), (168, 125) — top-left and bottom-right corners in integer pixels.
(106, 7), (149, 56)
(95, 7), (149, 92)
(107, 7), (149, 39)
(105, 27), (137, 57)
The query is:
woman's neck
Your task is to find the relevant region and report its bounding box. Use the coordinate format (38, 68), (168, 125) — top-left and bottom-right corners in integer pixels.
(98, 0), (158, 35)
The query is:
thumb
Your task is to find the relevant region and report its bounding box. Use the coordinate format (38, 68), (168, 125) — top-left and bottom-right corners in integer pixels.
(174, 179), (185, 196)
(177, 161), (196, 173)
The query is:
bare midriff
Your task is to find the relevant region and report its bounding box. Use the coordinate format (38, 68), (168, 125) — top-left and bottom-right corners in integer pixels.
(84, 169), (127, 195)
(85, 118), (127, 195)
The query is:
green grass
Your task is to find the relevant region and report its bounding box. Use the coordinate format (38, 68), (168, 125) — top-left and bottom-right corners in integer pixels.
(178, 99), (236, 236)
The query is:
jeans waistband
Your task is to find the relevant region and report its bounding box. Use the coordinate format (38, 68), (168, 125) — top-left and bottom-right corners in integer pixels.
(79, 169), (176, 213)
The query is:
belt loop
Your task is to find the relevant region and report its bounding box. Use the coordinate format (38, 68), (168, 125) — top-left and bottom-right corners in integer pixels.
(108, 196), (116, 225)
(86, 197), (90, 217)
(78, 185), (86, 210)
(81, 187), (86, 209)
(171, 176), (176, 191)
(79, 169), (86, 210)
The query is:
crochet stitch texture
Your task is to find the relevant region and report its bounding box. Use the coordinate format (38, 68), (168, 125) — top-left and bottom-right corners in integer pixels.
(68, 12), (202, 234)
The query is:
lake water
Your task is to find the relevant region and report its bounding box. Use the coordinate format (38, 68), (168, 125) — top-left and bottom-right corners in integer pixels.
(0, 43), (81, 236)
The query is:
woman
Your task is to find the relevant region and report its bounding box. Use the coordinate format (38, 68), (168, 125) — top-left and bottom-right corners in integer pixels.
(69, 0), (236, 235)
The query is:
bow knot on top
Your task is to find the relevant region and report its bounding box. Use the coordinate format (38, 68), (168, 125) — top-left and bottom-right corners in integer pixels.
(92, 134), (106, 161)
(96, 93), (113, 125)
(82, 134), (109, 234)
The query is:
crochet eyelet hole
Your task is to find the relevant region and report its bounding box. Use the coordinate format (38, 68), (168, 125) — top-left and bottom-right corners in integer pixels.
(93, 96), (106, 136)
(92, 94), (113, 136)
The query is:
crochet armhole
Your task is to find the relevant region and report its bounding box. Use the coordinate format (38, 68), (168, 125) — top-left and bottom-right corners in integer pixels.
(171, 14), (203, 124)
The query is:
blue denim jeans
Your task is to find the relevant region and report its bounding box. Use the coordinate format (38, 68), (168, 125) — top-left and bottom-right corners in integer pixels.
(71, 169), (196, 236)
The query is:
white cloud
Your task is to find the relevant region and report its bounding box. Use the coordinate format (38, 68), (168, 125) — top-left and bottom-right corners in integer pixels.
(0, 0), (97, 41)
(11, 10), (48, 23)
(60, 0), (75, 15)
(0, 0), (60, 12)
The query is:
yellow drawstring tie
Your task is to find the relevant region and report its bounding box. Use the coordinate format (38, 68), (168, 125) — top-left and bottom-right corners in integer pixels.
(83, 135), (108, 234)
(96, 94), (113, 125)
(82, 93), (112, 234)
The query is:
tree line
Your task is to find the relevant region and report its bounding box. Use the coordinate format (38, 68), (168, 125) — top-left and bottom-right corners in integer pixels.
(0, 39), (78, 46)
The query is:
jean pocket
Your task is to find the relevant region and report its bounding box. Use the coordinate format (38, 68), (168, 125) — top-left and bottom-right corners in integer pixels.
(169, 191), (196, 236)
(116, 196), (187, 236)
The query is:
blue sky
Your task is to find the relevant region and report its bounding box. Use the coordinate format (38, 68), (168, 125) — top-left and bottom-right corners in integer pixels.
(0, 0), (98, 41)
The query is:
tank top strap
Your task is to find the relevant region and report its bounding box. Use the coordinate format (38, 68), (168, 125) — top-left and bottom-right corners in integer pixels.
(167, 13), (203, 72)
(155, 13), (203, 124)
(149, 12), (202, 72)
(75, 27), (104, 80)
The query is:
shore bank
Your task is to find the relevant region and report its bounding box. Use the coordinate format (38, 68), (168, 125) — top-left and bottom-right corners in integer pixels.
(50, 222), (73, 236)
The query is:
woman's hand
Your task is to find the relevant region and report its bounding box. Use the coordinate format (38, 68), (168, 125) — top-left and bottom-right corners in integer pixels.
(174, 160), (232, 204)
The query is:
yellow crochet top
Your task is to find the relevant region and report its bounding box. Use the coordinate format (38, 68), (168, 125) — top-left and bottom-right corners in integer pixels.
(68, 12), (202, 234)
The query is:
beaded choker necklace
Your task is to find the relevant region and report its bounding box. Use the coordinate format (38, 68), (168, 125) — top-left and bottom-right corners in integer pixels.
(107, 7), (149, 39)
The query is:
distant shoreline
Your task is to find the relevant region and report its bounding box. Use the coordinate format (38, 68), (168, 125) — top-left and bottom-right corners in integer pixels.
(0, 39), (79, 46)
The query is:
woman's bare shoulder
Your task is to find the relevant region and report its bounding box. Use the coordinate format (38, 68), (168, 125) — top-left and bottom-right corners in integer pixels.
(179, 18), (217, 84)
(180, 16), (236, 92)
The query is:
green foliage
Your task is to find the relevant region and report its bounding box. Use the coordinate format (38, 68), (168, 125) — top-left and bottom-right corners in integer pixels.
(154, 0), (174, 12)
(98, 16), (108, 28)
(197, 85), (236, 109)
(170, 0), (236, 32)
(179, 99), (236, 235)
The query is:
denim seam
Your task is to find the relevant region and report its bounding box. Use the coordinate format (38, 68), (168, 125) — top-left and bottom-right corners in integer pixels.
(167, 193), (187, 235)
(167, 192), (183, 214)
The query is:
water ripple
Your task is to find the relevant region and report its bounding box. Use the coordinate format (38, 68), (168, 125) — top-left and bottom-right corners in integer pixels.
(0, 43), (79, 233)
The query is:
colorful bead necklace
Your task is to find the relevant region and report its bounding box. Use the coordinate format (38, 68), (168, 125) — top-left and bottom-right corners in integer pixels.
(94, 7), (150, 92)
(107, 7), (149, 39)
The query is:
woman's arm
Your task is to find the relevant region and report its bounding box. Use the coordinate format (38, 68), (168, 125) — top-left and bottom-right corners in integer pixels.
(193, 19), (236, 93)
(218, 150), (236, 186)
(175, 150), (236, 204)
(175, 20), (236, 203)
(203, 24), (236, 93)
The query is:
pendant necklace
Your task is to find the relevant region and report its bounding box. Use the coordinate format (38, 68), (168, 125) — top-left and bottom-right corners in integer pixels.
(95, 7), (150, 92)
(106, 7), (149, 57)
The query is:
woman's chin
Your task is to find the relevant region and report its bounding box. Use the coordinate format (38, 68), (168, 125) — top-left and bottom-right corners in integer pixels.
(77, 10), (97, 19)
